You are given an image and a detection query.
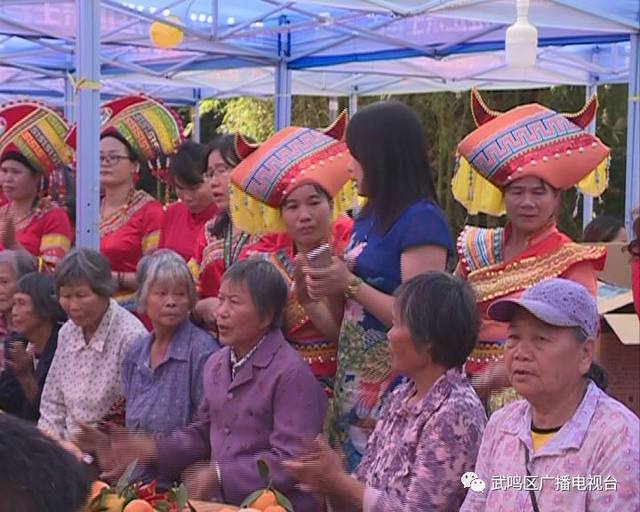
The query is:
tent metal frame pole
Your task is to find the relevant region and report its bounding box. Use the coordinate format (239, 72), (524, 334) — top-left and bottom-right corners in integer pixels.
(63, 75), (75, 122)
(625, 33), (640, 236)
(348, 89), (358, 118)
(75, 0), (101, 249)
(193, 88), (202, 142)
(274, 59), (292, 130)
(582, 48), (599, 229)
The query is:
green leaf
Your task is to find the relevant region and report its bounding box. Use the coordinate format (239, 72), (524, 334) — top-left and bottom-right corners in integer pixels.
(154, 501), (170, 512)
(174, 483), (188, 508)
(240, 489), (264, 508)
(115, 458), (139, 494)
(257, 458), (270, 485)
(273, 489), (295, 512)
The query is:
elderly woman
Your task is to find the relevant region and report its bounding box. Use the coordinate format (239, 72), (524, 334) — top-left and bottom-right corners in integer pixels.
(0, 250), (37, 367)
(38, 248), (147, 440)
(286, 272), (487, 511)
(452, 92), (610, 413)
(119, 249), (218, 485)
(0, 273), (66, 421)
(95, 260), (328, 511)
(460, 278), (639, 511)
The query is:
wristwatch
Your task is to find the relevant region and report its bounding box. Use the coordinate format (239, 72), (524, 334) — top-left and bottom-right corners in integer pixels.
(345, 276), (363, 299)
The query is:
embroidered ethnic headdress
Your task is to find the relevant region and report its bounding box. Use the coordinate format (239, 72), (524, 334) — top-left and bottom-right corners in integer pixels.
(66, 95), (184, 182)
(229, 111), (358, 234)
(452, 89), (610, 216)
(0, 100), (72, 176)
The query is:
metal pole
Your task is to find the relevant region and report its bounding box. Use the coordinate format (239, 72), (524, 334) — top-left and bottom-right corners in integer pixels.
(211, 0), (218, 39)
(582, 82), (597, 229)
(348, 89), (358, 118)
(193, 89), (201, 143)
(63, 73), (75, 123)
(329, 96), (338, 121)
(75, 0), (101, 249)
(625, 34), (640, 236)
(274, 60), (292, 130)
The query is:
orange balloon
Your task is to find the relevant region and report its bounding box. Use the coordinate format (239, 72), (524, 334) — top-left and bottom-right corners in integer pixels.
(149, 15), (184, 49)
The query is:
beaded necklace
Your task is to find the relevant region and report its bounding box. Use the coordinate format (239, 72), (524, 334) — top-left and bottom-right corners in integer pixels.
(223, 223), (250, 269)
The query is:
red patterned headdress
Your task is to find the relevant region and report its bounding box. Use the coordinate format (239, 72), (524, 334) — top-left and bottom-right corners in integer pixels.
(0, 101), (72, 176)
(66, 95), (184, 182)
(452, 89), (610, 216)
(229, 111), (357, 234)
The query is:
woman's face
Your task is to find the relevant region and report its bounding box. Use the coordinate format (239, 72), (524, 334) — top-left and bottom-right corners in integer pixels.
(347, 156), (365, 195)
(145, 278), (191, 332)
(281, 184), (332, 250)
(0, 158), (39, 202)
(207, 150), (233, 211)
(11, 292), (47, 338)
(504, 309), (593, 405)
(58, 281), (110, 329)
(504, 176), (560, 235)
(388, 306), (431, 377)
(0, 263), (17, 314)
(99, 136), (138, 189)
(174, 177), (214, 215)
(216, 279), (271, 350)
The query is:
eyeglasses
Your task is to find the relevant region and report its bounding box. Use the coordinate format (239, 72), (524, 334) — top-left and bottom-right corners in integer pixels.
(203, 165), (233, 180)
(100, 154), (131, 166)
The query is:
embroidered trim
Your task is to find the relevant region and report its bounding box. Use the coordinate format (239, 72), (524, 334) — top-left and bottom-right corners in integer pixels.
(468, 243), (606, 303)
(99, 189), (154, 237)
(457, 226), (504, 273)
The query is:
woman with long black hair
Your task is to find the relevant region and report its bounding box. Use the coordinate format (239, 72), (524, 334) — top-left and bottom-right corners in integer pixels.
(303, 101), (453, 471)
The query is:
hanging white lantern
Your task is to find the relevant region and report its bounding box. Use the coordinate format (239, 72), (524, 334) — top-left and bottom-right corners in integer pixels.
(505, 0), (538, 68)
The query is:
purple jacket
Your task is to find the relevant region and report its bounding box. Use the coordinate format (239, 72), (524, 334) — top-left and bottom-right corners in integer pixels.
(156, 328), (327, 511)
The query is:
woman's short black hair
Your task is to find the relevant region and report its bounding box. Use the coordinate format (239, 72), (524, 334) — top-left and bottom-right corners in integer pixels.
(206, 134), (243, 238)
(169, 141), (207, 187)
(0, 151), (40, 176)
(346, 101), (438, 233)
(205, 134), (242, 169)
(394, 272), (479, 368)
(221, 259), (288, 328)
(583, 215), (625, 243)
(0, 414), (90, 512)
(16, 273), (67, 324)
(100, 131), (140, 162)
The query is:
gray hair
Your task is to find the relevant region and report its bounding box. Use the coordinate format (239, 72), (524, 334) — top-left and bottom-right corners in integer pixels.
(0, 250), (38, 280)
(55, 248), (116, 297)
(135, 249), (196, 314)
(222, 259), (288, 328)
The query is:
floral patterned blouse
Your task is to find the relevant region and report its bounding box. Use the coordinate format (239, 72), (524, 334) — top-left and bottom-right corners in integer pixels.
(327, 199), (453, 471)
(352, 367), (487, 511)
(460, 381), (640, 512)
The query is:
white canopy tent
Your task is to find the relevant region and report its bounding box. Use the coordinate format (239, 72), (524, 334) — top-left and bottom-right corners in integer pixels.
(0, 0), (637, 244)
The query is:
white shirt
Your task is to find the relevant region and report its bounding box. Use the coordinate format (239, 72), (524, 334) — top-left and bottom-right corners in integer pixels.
(38, 299), (147, 439)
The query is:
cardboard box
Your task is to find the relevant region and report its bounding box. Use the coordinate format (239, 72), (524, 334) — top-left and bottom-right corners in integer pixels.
(591, 242), (640, 416)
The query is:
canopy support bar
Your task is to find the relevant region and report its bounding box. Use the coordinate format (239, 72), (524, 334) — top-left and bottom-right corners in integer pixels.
(75, 0), (101, 249)
(625, 33), (639, 235)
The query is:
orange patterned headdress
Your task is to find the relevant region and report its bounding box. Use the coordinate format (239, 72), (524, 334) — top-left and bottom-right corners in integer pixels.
(452, 89), (610, 216)
(229, 111), (357, 234)
(66, 95), (184, 182)
(0, 101), (72, 176)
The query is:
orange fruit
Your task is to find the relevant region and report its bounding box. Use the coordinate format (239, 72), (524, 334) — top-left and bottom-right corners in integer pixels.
(250, 489), (278, 510)
(123, 499), (154, 512)
(89, 480), (110, 502)
(263, 507), (286, 512)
